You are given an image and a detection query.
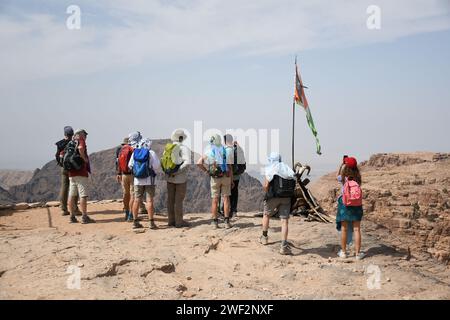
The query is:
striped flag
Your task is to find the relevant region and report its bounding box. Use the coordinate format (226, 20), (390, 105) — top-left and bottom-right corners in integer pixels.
(294, 62), (322, 155)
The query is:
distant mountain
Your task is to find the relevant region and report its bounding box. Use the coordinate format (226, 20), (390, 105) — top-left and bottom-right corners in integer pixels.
(0, 186), (14, 205)
(0, 170), (34, 190)
(7, 140), (264, 213)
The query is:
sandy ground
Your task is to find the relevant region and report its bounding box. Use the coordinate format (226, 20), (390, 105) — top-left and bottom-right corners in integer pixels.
(0, 203), (449, 300)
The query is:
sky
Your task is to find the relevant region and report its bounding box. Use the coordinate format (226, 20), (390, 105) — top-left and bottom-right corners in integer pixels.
(1, 0), (449, 176)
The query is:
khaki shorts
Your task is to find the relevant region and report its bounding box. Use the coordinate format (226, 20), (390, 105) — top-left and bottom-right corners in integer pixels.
(264, 198), (291, 219)
(121, 174), (135, 197)
(210, 176), (232, 199)
(69, 176), (89, 198)
(134, 185), (156, 200)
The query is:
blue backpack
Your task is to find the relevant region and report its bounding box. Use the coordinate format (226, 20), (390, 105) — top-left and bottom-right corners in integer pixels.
(132, 148), (156, 179)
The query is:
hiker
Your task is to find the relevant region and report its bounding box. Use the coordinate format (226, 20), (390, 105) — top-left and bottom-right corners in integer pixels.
(55, 126), (80, 216)
(116, 137), (135, 222)
(128, 138), (160, 230)
(161, 129), (190, 228)
(260, 152), (296, 255)
(336, 156), (364, 260)
(224, 134), (246, 217)
(67, 129), (95, 224)
(197, 134), (233, 229)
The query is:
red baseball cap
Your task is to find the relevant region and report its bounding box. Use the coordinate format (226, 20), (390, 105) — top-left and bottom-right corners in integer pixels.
(345, 157), (357, 169)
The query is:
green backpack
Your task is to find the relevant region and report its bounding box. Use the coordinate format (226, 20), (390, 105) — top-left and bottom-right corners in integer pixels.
(161, 143), (183, 175)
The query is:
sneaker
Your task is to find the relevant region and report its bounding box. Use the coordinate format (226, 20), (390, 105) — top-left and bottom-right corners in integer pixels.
(225, 220), (232, 229)
(279, 245), (292, 255)
(81, 215), (95, 224)
(70, 216), (79, 223)
(259, 235), (269, 245)
(355, 252), (366, 261)
(337, 249), (347, 259)
(124, 212), (129, 221)
(149, 220), (158, 230)
(211, 220), (220, 229)
(133, 220), (144, 229)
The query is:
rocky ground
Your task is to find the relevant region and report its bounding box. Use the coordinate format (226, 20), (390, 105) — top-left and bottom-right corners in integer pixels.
(1, 203), (449, 300)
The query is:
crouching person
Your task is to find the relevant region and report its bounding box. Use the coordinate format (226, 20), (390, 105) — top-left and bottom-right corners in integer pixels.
(128, 138), (160, 230)
(260, 152), (296, 255)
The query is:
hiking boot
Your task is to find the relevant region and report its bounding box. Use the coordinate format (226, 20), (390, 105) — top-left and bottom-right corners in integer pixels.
(259, 235), (269, 245)
(337, 249), (347, 259)
(81, 215), (96, 224)
(126, 213), (134, 222)
(355, 252), (366, 261)
(225, 220), (232, 229)
(70, 216), (79, 224)
(149, 220), (158, 230)
(211, 220), (220, 229)
(133, 220), (144, 229)
(279, 244), (292, 256)
(61, 211), (70, 216)
(175, 221), (191, 228)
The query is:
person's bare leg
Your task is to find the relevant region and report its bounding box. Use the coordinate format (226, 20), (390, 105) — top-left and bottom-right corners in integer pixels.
(80, 197), (88, 216)
(353, 221), (361, 255)
(147, 197), (154, 221)
(262, 214), (270, 232)
(341, 221), (348, 253)
(281, 219), (289, 242)
(223, 196), (230, 218)
(211, 197), (219, 219)
(132, 197), (141, 220)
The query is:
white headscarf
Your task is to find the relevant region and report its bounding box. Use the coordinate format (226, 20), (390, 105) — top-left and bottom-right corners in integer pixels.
(264, 152), (295, 182)
(128, 131), (142, 148)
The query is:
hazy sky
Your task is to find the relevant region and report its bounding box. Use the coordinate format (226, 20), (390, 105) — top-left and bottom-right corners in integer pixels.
(1, 0), (449, 175)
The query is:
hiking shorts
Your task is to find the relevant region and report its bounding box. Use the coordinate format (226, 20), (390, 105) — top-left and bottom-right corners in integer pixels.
(121, 174), (135, 198)
(135, 185), (155, 200)
(210, 176), (232, 198)
(69, 176), (89, 198)
(264, 198), (291, 220)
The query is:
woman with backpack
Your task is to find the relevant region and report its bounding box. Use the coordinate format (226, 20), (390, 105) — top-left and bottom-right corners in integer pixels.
(336, 156), (365, 260)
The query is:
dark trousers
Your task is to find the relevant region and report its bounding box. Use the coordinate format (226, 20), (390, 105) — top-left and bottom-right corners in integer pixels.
(167, 182), (187, 226)
(230, 179), (240, 214)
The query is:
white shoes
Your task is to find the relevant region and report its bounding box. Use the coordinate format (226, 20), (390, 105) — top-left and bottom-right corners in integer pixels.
(259, 235), (269, 245)
(355, 252), (366, 261)
(337, 249), (347, 259)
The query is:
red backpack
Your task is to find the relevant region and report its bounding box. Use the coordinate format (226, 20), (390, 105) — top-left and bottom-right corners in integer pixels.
(118, 145), (134, 174)
(342, 178), (363, 207)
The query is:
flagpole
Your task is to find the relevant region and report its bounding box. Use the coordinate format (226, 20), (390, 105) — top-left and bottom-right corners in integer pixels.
(292, 96), (295, 169)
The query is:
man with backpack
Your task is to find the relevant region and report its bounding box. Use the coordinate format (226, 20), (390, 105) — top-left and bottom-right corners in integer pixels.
(128, 138), (160, 230)
(66, 129), (95, 224)
(161, 129), (191, 228)
(116, 137), (135, 222)
(260, 152), (296, 255)
(55, 126), (80, 216)
(224, 134), (246, 218)
(197, 134), (233, 229)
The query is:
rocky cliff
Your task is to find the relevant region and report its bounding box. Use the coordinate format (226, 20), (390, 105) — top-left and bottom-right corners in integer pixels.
(7, 140), (264, 213)
(0, 170), (34, 190)
(310, 152), (450, 264)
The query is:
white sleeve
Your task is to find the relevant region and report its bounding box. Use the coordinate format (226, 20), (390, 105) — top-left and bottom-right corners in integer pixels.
(150, 150), (161, 172)
(128, 156), (134, 171)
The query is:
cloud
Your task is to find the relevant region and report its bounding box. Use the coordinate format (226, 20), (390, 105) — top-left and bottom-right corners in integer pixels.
(1, 0), (449, 84)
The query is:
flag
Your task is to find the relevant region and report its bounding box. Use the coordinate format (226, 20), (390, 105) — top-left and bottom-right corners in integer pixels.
(294, 61), (322, 155)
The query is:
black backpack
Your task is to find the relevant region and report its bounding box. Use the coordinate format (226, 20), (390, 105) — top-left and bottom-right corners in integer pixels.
(55, 139), (69, 167)
(269, 175), (296, 198)
(232, 144), (246, 176)
(62, 140), (84, 171)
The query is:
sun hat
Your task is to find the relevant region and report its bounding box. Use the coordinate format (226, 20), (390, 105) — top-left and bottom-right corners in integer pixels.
(171, 129), (187, 142)
(345, 157), (358, 169)
(74, 129), (88, 136)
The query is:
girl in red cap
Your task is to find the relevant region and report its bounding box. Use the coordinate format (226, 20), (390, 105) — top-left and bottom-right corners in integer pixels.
(336, 156), (365, 260)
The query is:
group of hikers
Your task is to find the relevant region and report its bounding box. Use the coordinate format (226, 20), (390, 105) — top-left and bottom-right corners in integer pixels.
(55, 126), (365, 259)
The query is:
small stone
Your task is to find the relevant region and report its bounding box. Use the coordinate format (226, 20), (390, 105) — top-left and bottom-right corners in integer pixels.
(186, 276), (192, 281)
(77, 262), (84, 268)
(386, 278), (391, 282)
(14, 203), (30, 211)
(45, 201), (60, 208)
(182, 292), (196, 298)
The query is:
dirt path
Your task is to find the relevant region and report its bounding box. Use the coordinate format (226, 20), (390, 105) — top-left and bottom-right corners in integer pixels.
(0, 204), (449, 300)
